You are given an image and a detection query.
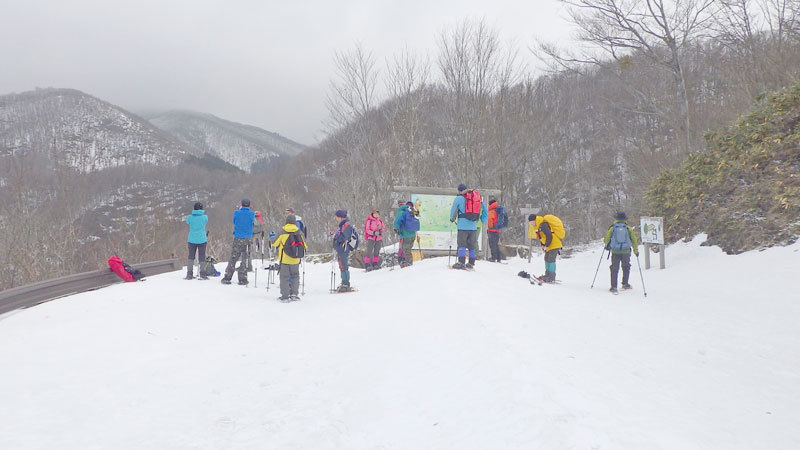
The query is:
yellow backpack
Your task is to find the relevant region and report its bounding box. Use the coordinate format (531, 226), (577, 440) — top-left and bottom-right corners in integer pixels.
(543, 214), (565, 239)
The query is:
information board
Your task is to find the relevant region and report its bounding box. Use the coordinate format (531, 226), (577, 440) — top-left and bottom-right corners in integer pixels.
(409, 193), (482, 250)
(640, 216), (664, 245)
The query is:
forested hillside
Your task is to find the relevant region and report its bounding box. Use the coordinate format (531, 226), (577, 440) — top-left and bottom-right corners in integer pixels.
(268, 4), (800, 246)
(646, 82), (800, 253)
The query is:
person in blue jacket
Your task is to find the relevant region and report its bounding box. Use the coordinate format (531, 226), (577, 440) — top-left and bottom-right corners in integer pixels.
(450, 183), (488, 270)
(221, 198), (255, 285)
(185, 202), (208, 280)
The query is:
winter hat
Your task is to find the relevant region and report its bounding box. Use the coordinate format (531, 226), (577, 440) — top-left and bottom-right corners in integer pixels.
(285, 207), (295, 214)
(489, 198), (497, 206)
(193, 202), (203, 210)
(615, 211), (628, 221)
(335, 209), (348, 218)
(406, 201), (413, 206)
(457, 183), (468, 193)
(285, 214), (297, 225)
(528, 214), (538, 222)
(241, 198), (251, 207)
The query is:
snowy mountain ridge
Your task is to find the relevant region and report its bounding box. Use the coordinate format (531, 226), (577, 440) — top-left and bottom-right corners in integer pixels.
(1, 237), (798, 449)
(0, 88), (192, 172)
(148, 110), (308, 172)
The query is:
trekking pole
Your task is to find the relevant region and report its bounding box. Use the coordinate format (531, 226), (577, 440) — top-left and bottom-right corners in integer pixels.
(448, 245), (452, 267)
(416, 235), (424, 260)
(635, 252), (648, 297)
(590, 248), (606, 288)
(254, 250), (258, 288)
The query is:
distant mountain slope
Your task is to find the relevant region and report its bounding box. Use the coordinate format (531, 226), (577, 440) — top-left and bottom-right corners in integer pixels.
(148, 110), (308, 172)
(0, 88), (192, 172)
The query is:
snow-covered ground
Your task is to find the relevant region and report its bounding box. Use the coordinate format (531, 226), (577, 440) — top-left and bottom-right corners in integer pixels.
(1, 236), (799, 450)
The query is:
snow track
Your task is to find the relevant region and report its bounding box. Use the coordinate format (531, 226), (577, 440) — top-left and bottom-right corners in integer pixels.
(1, 236), (798, 449)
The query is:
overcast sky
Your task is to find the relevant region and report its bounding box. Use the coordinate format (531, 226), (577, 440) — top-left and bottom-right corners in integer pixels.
(0, 0), (575, 145)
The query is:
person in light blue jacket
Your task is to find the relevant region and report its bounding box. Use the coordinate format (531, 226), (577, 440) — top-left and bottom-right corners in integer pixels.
(185, 202), (209, 280)
(449, 184), (488, 270)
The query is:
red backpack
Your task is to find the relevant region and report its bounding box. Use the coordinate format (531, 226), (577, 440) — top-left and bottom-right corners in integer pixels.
(459, 190), (482, 221)
(108, 256), (144, 282)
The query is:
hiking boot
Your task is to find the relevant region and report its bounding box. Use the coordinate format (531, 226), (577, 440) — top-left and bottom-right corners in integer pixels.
(609, 287), (618, 294)
(365, 265), (373, 272)
(221, 278), (232, 285)
(238, 280), (249, 286)
(622, 283), (632, 290)
(451, 262), (465, 269)
(290, 295), (301, 301)
(279, 296), (292, 303)
(466, 257), (475, 269)
(184, 260), (194, 279)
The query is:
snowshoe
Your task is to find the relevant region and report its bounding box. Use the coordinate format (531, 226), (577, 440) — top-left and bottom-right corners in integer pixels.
(451, 262), (465, 270)
(622, 283), (632, 290)
(610, 287), (619, 295)
(221, 278), (232, 285)
(278, 296), (292, 303)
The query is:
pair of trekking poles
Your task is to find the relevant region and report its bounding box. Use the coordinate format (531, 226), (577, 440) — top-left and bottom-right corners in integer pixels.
(590, 246), (647, 297)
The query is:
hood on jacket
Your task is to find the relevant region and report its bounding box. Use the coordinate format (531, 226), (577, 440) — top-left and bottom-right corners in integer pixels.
(191, 209), (206, 215)
(488, 202), (497, 211)
(282, 223), (300, 233)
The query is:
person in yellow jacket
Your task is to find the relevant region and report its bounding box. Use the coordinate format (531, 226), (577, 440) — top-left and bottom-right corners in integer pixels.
(272, 215), (307, 302)
(528, 214), (565, 282)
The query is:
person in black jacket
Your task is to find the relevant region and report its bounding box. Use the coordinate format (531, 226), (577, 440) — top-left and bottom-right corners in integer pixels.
(333, 209), (354, 292)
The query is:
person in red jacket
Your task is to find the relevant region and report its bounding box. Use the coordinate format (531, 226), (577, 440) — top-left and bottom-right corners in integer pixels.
(487, 199), (502, 262)
(363, 208), (386, 271)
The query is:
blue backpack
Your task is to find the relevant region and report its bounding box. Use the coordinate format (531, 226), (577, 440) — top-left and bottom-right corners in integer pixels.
(495, 205), (508, 230)
(347, 228), (360, 251)
(403, 209), (420, 232)
(609, 222), (632, 252)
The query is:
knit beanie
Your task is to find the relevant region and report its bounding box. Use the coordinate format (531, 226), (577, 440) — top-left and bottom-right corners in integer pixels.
(335, 209), (347, 218)
(285, 214), (297, 225)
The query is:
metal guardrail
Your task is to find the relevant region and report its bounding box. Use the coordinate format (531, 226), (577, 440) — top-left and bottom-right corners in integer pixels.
(0, 259), (182, 316)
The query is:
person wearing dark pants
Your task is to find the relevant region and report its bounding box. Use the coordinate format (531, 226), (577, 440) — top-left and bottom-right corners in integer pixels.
(603, 211), (639, 293)
(185, 202), (208, 280)
(449, 184), (488, 270)
(222, 199), (255, 285)
(333, 209), (355, 291)
(487, 199), (502, 262)
(529, 214), (565, 282)
(272, 214), (307, 301)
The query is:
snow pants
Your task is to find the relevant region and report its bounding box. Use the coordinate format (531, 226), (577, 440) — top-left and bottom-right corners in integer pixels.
(488, 231), (501, 261)
(364, 239), (381, 265)
(188, 242), (207, 262)
(223, 237), (251, 283)
(610, 253), (631, 288)
(280, 263), (300, 297)
(399, 234), (415, 262)
(456, 229), (478, 260)
(337, 249), (350, 283)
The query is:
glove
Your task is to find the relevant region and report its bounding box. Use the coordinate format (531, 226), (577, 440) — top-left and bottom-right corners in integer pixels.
(634, 250), (639, 257)
(604, 244), (610, 251)
(393, 229), (399, 235)
(269, 232), (276, 240)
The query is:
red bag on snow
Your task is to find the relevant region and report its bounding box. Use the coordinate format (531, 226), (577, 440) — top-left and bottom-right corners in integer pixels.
(108, 256), (139, 282)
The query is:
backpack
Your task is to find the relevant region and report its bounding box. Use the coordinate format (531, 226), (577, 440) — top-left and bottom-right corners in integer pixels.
(403, 209), (420, 232)
(108, 256), (143, 282)
(544, 214), (566, 239)
(495, 205), (508, 230)
(201, 256), (220, 277)
(283, 232), (306, 259)
(459, 190), (482, 221)
(609, 222), (632, 252)
(347, 227), (360, 251)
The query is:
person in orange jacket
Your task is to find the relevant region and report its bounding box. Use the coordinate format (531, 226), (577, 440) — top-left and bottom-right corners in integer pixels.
(487, 199), (502, 262)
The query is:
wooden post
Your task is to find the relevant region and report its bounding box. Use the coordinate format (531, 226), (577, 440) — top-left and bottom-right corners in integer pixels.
(659, 244), (666, 269)
(644, 243), (651, 270)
